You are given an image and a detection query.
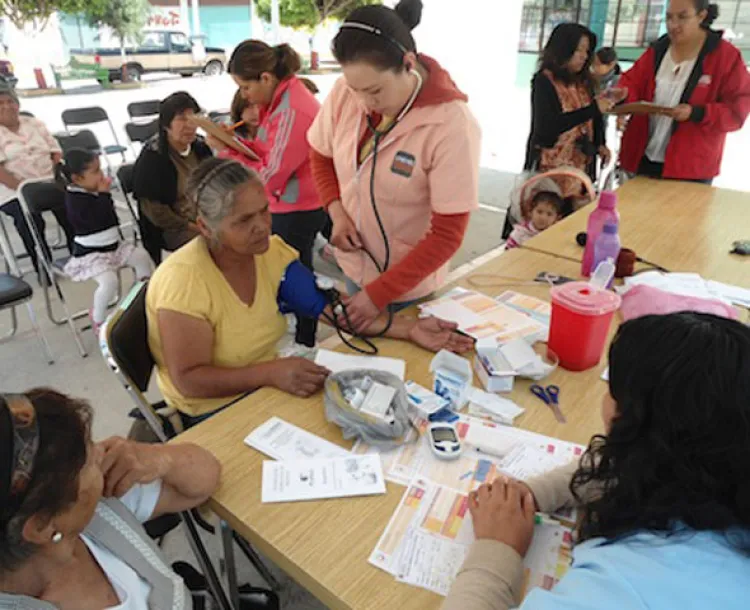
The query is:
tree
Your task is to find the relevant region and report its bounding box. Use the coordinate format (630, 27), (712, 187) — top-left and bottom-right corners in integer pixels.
(255, 0), (379, 67)
(0, 0), (93, 32)
(84, 0), (150, 62)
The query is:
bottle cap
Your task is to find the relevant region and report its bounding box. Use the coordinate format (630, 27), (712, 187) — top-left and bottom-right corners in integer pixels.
(598, 191), (617, 209)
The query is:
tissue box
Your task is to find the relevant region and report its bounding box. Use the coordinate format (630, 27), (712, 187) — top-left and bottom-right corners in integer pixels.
(473, 347), (515, 393)
(430, 350), (473, 409)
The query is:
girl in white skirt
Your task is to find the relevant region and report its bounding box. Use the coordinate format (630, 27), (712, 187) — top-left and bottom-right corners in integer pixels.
(58, 149), (153, 332)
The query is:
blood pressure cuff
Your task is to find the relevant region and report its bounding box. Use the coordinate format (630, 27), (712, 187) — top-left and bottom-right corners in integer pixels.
(277, 260), (329, 318)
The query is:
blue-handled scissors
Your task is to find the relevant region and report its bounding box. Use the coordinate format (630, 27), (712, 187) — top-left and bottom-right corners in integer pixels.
(530, 384), (567, 424)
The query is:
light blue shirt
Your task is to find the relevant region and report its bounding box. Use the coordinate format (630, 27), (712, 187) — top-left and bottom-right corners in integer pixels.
(523, 530), (750, 609)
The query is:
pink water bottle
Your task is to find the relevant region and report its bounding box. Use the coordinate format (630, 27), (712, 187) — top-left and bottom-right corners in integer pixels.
(592, 222), (621, 288)
(582, 191), (620, 277)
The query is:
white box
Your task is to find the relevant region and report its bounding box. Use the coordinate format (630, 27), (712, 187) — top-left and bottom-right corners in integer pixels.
(430, 350), (473, 409)
(473, 347), (515, 393)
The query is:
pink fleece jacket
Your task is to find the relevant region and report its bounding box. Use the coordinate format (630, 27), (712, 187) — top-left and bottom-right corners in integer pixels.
(223, 76), (322, 214)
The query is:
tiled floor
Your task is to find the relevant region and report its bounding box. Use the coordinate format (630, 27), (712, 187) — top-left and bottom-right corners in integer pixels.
(0, 168), (514, 607)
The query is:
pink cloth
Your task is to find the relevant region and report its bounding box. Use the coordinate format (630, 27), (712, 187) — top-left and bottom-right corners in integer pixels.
(505, 220), (540, 249)
(620, 285), (739, 322)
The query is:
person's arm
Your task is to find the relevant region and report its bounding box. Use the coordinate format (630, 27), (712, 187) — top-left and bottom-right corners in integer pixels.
(36, 119), (62, 158)
(98, 437), (221, 518)
(532, 73), (597, 147)
(0, 164), (20, 190)
(364, 212), (470, 310)
(616, 50), (652, 105)
(309, 149), (341, 208)
(139, 197), (192, 232)
(689, 47), (750, 133)
(524, 460), (581, 513)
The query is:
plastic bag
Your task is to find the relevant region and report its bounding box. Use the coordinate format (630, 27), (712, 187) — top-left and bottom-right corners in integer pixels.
(324, 369), (418, 450)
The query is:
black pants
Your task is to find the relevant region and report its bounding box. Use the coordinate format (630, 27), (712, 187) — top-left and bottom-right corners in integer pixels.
(637, 157), (714, 185)
(0, 190), (74, 272)
(272, 208), (328, 347)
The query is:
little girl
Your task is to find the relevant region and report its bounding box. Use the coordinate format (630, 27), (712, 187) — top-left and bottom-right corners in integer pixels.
(505, 190), (563, 249)
(58, 149), (153, 332)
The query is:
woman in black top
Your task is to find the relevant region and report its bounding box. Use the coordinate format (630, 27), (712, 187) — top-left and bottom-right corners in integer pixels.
(59, 149), (152, 332)
(524, 24), (619, 204)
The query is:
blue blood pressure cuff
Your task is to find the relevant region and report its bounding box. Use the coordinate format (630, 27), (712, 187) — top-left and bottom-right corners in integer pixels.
(277, 260), (329, 319)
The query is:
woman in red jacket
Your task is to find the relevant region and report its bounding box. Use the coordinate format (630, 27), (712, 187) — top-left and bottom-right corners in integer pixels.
(220, 40), (325, 347)
(618, 0), (750, 183)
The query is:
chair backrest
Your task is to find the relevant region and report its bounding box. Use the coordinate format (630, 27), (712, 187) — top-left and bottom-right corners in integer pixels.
(105, 282), (154, 392)
(18, 180), (65, 215)
(125, 119), (158, 144)
(62, 106), (110, 127)
(117, 163), (135, 195)
(55, 129), (101, 154)
(127, 100), (160, 119)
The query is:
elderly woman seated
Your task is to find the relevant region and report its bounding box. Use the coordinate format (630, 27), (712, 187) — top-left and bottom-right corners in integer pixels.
(0, 388), (221, 607)
(132, 91), (213, 263)
(146, 158), (474, 426)
(0, 85), (74, 276)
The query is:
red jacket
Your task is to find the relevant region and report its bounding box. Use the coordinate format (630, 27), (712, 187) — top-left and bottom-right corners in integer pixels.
(223, 76), (322, 213)
(619, 31), (750, 180)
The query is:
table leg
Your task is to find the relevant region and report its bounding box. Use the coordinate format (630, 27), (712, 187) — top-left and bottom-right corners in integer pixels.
(221, 520), (241, 609)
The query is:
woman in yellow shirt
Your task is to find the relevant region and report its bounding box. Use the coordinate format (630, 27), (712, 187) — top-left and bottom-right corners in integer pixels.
(146, 158), (473, 424)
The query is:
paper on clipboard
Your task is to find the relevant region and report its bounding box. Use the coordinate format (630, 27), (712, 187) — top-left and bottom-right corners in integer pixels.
(608, 101), (673, 116)
(189, 114), (260, 160)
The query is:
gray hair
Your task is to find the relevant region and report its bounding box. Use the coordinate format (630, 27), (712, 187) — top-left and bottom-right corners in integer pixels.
(187, 158), (263, 232)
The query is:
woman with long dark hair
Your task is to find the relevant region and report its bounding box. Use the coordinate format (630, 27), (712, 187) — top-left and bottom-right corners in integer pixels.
(444, 312), (750, 609)
(618, 0), (750, 183)
(524, 23), (616, 204)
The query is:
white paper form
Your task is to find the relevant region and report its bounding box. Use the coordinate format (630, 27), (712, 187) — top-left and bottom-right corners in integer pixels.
(395, 529), (468, 597)
(314, 349), (406, 380)
(261, 454), (386, 503)
(244, 417), (349, 461)
(496, 445), (570, 480)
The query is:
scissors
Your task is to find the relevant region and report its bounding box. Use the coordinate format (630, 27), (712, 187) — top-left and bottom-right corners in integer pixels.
(530, 384), (566, 424)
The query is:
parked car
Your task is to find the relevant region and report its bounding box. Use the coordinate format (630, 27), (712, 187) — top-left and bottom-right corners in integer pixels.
(0, 54), (17, 88)
(70, 30), (226, 83)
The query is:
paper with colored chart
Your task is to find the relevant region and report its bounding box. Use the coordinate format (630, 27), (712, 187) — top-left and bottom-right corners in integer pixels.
(495, 290), (552, 327)
(369, 476), (574, 598)
(419, 288), (547, 345)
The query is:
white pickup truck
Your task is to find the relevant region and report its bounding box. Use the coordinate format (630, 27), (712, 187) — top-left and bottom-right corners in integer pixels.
(70, 30), (226, 82)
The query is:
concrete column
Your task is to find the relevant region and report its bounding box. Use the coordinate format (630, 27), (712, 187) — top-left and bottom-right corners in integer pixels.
(271, 0), (280, 43)
(191, 0), (201, 37)
(589, 0), (610, 45)
(180, 0), (191, 36)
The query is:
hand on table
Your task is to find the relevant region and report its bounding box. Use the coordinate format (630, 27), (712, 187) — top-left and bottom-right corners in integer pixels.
(268, 357), (330, 398)
(408, 317), (476, 354)
(98, 437), (169, 498)
(668, 104), (692, 122)
(328, 201), (362, 252)
(470, 477), (536, 557)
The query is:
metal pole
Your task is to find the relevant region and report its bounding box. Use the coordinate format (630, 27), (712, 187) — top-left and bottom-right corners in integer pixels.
(180, 0), (191, 36)
(271, 0), (280, 43)
(191, 0), (201, 38)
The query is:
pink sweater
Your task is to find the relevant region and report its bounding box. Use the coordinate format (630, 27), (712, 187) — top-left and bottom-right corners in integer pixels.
(223, 76), (322, 214)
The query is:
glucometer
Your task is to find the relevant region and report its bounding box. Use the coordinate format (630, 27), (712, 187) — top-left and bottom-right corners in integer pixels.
(427, 422), (462, 460)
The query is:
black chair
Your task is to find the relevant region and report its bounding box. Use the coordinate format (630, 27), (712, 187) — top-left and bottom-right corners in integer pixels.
(55, 129), (101, 155)
(102, 284), (280, 609)
(120, 164), (163, 265)
(113, 163), (140, 242)
(127, 99), (160, 120)
(0, 222), (54, 363)
(208, 110), (231, 125)
(125, 119), (158, 156)
(61, 106), (128, 169)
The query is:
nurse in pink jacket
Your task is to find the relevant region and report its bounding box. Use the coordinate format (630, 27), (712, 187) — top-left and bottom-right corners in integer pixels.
(221, 40), (324, 347)
(309, 0), (481, 332)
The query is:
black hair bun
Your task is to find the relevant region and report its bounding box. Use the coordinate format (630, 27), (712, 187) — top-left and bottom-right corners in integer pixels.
(395, 0), (423, 31)
(705, 3), (719, 26)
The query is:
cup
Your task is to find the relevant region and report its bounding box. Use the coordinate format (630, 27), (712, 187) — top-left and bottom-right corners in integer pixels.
(548, 282), (622, 371)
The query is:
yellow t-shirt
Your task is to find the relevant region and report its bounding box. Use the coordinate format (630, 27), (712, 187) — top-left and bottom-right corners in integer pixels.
(146, 236), (299, 416)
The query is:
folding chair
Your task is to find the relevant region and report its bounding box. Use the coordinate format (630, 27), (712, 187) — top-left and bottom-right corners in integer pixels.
(0, 217), (54, 364)
(102, 283), (280, 610)
(127, 99), (160, 121)
(61, 106), (128, 172)
(125, 119), (158, 156)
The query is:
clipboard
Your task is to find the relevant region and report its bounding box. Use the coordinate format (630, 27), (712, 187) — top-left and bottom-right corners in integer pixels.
(189, 114), (260, 160)
(608, 101), (674, 116)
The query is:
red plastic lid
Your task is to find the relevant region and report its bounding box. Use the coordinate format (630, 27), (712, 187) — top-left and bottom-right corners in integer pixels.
(551, 281), (622, 316)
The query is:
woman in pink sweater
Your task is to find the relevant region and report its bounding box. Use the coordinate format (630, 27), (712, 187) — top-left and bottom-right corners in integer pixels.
(218, 40), (324, 347)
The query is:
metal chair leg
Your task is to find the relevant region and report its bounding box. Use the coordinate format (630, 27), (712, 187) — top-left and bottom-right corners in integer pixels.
(181, 511), (232, 610)
(25, 301), (54, 364)
(221, 521), (241, 609)
(233, 530), (281, 591)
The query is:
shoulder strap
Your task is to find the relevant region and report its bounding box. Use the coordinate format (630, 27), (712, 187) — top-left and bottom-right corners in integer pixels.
(85, 499), (191, 610)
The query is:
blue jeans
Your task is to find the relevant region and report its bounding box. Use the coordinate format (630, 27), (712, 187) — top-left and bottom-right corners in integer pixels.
(344, 277), (426, 312)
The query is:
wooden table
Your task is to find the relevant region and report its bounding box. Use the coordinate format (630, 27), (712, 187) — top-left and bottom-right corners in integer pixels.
(176, 178), (750, 609)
